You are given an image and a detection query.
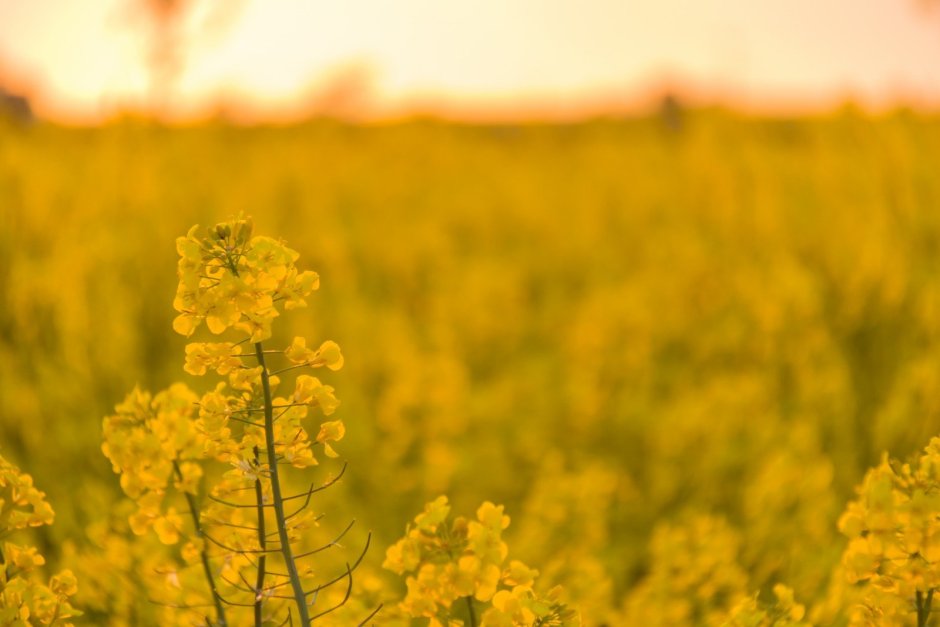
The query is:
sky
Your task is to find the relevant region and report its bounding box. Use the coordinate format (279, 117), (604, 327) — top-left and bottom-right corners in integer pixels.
(1, 0), (940, 122)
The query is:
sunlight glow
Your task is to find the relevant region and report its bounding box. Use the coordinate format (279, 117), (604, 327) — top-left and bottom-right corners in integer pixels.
(1, 0), (939, 121)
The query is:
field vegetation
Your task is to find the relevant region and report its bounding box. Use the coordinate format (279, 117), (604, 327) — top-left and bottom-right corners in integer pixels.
(2, 108), (940, 624)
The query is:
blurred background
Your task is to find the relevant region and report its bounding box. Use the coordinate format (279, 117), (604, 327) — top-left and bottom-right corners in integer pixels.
(3, 1), (940, 624)
(2, 0), (940, 122)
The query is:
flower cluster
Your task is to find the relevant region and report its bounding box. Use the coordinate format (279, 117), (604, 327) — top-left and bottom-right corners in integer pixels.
(0, 454), (80, 625)
(173, 218), (346, 477)
(173, 218), (320, 342)
(384, 496), (580, 626)
(101, 385), (203, 545)
(837, 437), (940, 625)
(623, 514), (750, 626)
(183, 339), (343, 471)
(722, 584), (810, 627)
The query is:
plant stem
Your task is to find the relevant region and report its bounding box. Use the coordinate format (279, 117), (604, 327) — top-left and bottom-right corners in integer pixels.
(924, 588), (933, 625)
(253, 445), (266, 627)
(465, 596), (478, 627)
(918, 589), (934, 627)
(256, 341), (311, 626)
(173, 461), (228, 627)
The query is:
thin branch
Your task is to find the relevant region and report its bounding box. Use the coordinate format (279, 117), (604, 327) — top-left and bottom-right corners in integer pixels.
(201, 528), (280, 555)
(282, 464), (348, 503)
(146, 599), (216, 610)
(209, 494), (273, 509)
(173, 461), (228, 627)
(220, 573), (257, 596)
(215, 593), (258, 609)
(270, 360), (328, 376)
(228, 415), (266, 428)
(205, 519), (260, 533)
(293, 520), (355, 560)
(358, 603), (383, 627)
(254, 445), (267, 627)
(303, 532), (371, 596)
(309, 563), (353, 621)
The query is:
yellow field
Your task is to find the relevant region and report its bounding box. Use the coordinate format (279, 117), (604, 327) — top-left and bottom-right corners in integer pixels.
(3, 109), (940, 625)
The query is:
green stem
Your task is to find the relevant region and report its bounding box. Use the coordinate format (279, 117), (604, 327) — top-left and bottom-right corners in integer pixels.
(255, 341), (311, 626)
(465, 596), (478, 627)
(253, 446), (266, 627)
(173, 461), (227, 627)
(918, 589), (934, 627)
(926, 589), (935, 627)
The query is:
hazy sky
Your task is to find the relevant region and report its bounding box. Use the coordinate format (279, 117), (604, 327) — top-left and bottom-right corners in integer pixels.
(1, 0), (940, 120)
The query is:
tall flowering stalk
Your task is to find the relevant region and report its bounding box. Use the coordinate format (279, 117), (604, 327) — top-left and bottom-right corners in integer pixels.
(103, 218), (370, 626)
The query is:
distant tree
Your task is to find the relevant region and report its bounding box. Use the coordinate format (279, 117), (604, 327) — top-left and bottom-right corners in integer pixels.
(0, 87), (33, 124)
(134, 0), (191, 109)
(658, 92), (683, 132)
(129, 0), (242, 115)
(306, 64), (376, 121)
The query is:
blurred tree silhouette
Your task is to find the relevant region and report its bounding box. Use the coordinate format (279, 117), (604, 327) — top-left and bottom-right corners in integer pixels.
(0, 87), (33, 124)
(130, 0), (242, 115)
(135, 0), (190, 110)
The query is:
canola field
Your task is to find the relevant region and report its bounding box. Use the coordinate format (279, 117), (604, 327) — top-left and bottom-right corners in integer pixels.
(2, 109), (940, 625)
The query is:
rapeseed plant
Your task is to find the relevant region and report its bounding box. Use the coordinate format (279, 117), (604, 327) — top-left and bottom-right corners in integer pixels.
(102, 217), (370, 626)
(838, 438), (940, 626)
(0, 454), (80, 624)
(383, 496), (581, 627)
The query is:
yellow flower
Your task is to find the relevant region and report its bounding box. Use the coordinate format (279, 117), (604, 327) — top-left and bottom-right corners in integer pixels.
(184, 342), (242, 376)
(153, 509), (184, 545)
(5, 543), (45, 571)
(285, 337), (344, 370)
